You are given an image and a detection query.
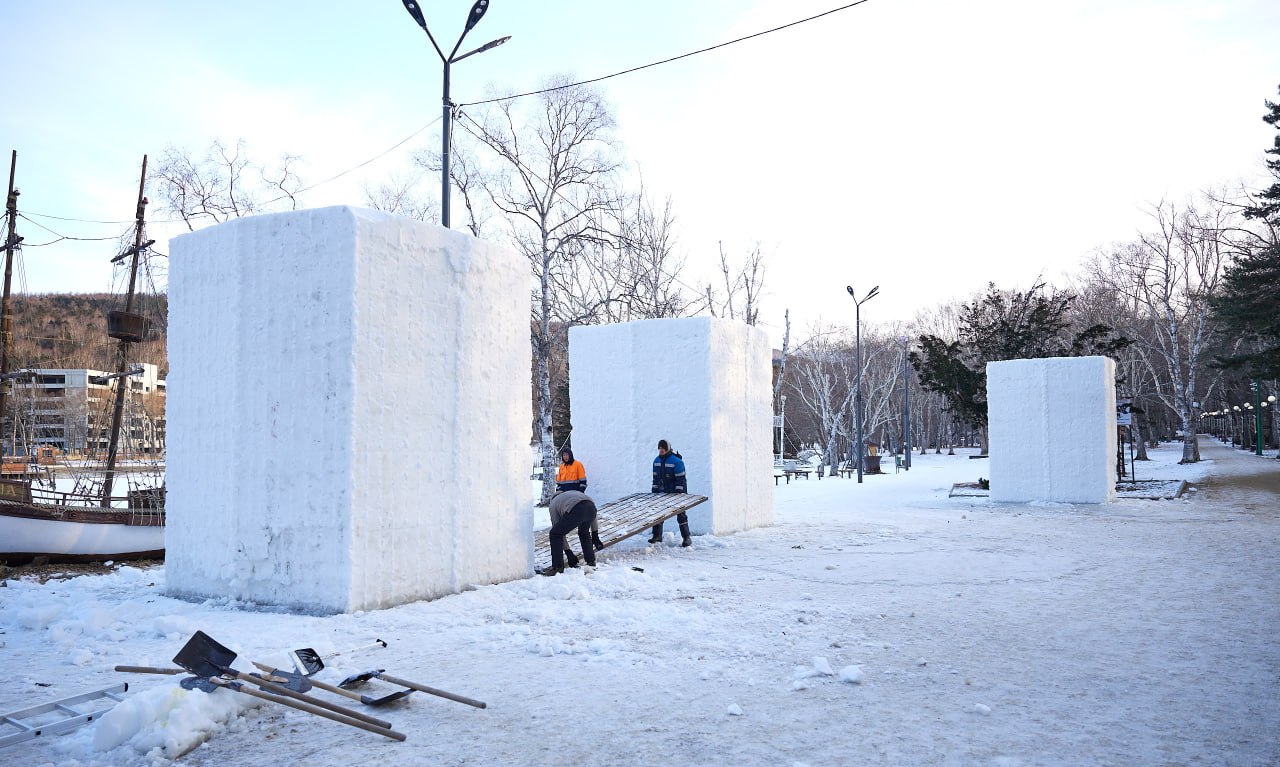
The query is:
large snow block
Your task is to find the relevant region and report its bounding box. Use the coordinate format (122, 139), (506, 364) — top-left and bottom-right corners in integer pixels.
(987, 356), (1116, 504)
(165, 207), (532, 614)
(567, 317), (773, 535)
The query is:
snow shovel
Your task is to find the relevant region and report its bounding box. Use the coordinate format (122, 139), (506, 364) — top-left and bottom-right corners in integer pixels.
(289, 639), (387, 677)
(339, 669), (487, 710)
(251, 660), (414, 707)
(172, 631), (398, 736)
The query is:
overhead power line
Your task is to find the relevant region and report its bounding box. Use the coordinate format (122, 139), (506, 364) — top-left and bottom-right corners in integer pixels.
(460, 0), (874, 107)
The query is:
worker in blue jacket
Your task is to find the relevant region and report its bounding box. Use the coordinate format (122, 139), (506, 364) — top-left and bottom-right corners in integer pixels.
(648, 439), (692, 547)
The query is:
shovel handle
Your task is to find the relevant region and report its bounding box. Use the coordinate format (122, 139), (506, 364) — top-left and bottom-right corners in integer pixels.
(116, 665), (184, 675)
(237, 669), (394, 730)
(374, 673), (487, 709)
(221, 679), (406, 742)
(253, 662), (368, 703)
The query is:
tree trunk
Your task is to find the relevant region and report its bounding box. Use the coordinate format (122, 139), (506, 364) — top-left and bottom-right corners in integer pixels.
(1179, 418), (1200, 464)
(1133, 416), (1149, 461)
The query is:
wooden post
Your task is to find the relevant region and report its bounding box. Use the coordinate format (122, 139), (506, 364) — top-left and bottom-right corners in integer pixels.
(100, 156), (148, 506)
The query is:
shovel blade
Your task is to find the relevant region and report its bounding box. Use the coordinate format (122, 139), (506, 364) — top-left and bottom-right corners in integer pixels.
(173, 631), (238, 678)
(338, 669), (384, 689)
(289, 647), (325, 676)
(253, 669), (313, 693)
(180, 676), (225, 694)
(365, 688), (415, 706)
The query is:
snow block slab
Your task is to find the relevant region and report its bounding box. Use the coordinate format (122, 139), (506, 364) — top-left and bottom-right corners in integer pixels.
(567, 317), (773, 535)
(987, 356), (1116, 504)
(165, 207), (532, 614)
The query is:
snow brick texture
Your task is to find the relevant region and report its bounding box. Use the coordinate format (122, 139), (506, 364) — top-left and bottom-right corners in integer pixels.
(987, 356), (1117, 504)
(166, 207), (532, 614)
(568, 317), (774, 535)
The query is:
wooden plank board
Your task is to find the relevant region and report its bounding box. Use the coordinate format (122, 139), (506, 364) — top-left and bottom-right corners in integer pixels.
(534, 493), (708, 570)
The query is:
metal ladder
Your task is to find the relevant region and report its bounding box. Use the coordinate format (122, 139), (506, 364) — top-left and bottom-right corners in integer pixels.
(0, 683), (129, 749)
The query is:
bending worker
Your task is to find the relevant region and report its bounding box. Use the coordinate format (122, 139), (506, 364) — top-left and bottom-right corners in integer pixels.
(541, 489), (598, 576)
(557, 448), (603, 551)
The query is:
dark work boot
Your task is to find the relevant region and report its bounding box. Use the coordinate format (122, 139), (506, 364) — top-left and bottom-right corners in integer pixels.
(679, 520), (692, 548)
(538, 565), (564, 577)
(648, 523), (663, 544)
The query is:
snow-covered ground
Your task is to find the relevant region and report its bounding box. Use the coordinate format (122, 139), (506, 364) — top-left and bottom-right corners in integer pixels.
(2, 439), (1277, 767)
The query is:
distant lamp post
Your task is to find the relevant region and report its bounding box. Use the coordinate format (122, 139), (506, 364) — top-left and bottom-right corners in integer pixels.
(846, 285), (880, 483)
(897, 334), (911, 470)
(1251, 380), (1264, 456)
(401, 0), (510, 229)
(776, 393), (787, 463)
(1269, 394), (1278, 457)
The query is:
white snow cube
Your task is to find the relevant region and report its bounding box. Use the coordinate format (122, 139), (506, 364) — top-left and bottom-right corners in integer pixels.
(165, 207), (532, 614)
(567, 317), (774, 535)
(986, 356), (1117, 504)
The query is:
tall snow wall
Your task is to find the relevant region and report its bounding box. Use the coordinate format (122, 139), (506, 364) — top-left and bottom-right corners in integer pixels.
(567, 317), (773, 536)
(987, 356), (1116, 504)
(165, 206), (532, 614)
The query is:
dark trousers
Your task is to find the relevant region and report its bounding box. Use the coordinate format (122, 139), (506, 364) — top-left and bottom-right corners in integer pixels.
(550, 500), (598, 569)
(651, 512), (690, 541)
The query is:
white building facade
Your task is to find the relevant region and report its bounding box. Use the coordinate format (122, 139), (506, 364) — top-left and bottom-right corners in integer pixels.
(4, 363), (166, 456)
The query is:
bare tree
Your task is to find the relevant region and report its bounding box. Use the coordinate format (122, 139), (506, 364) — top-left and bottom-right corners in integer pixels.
(612, 187), (696, 320)
(706, 243), (767, 326)
(152, 140), (304, 230)
(363, 170), (439, 222)
(787, 324), (855, 472)
(461, 79), (622, 502)
(1090, 196), (1238, 463)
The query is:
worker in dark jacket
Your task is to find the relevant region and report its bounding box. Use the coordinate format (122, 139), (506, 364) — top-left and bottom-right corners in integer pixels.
(540, 489), (598, 576)
(648, 439), (691, 547)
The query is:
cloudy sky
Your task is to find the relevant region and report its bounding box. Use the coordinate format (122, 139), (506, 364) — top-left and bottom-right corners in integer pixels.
(4, 0), (1278, 341)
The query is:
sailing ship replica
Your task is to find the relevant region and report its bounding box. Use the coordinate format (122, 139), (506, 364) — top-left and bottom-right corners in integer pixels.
(0, 153), (165, 563)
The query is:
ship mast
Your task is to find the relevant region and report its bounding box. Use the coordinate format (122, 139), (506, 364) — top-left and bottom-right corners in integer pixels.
(100, 156), (152, 506)
(0, 150), (21, 452)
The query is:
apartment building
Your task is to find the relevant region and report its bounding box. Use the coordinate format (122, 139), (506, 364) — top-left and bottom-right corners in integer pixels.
(4, 363), (166, 456)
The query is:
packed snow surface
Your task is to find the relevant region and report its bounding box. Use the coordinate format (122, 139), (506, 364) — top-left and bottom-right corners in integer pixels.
(1, 439), (1276, 766)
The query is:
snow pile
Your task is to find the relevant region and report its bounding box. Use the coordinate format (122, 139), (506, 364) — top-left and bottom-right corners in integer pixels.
(167, 207), (532, 614)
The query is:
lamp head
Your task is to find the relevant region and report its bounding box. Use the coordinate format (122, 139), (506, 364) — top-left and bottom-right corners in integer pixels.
(464, 0), (490, 31)
(402, 0), (428, 29)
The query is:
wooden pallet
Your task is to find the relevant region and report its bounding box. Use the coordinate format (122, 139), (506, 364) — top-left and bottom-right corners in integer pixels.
(534, 492), (708, 570)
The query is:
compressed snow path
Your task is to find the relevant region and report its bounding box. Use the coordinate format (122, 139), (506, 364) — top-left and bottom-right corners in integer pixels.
(0, 440), (1276, 766)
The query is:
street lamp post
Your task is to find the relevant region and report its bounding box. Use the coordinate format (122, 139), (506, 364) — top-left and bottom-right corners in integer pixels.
(773, 396), (783, 460)
(846, 285), (879, 483)
(401, 0), (509, 229)
(1252, 380), (1264, 456)
(897, 335), (911, 470)
(1268, 394), (1277, 457)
